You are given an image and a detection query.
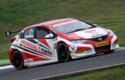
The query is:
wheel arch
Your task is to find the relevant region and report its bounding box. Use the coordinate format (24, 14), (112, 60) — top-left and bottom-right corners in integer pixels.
(57, 41), (69, 50)
(56, 41), (72, 61)
(9, 49), (25, 65)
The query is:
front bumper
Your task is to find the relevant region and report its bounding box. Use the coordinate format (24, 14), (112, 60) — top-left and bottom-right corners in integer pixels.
(69, 35), (119, 59)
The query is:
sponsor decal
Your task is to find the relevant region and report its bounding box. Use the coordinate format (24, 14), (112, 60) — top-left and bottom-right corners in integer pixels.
(12, 44), (50, 59)
(75, 51), (84, 54)
(98, 37), (103, 41)
(92, 33), (103, 38)
(84, 29), (104, 38)
(21, 40), (38, 51)
(69, 45), (77, 53)
(53, 20), (78, 27)
(24, 58), (33, 63)
(21, 40), (52, 55)
(84, 29), (97, 34)
(96, 41), (109, 47)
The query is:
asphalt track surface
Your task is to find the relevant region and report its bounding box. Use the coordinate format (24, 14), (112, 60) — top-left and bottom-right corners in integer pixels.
(0, 49), (125, 80)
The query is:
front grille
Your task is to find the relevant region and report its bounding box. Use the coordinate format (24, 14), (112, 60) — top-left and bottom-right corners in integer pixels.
(88, 34), (109, 42)
(95, 45), (110, 52)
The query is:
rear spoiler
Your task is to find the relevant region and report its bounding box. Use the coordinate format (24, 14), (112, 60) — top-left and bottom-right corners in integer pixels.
(5, 30), (21, 37)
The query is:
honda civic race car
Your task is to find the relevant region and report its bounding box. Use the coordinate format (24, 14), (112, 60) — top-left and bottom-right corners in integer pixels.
(7, 18), (119, 70)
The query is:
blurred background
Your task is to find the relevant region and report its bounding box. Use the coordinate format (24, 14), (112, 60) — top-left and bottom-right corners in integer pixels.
(0, 0), (125, 62)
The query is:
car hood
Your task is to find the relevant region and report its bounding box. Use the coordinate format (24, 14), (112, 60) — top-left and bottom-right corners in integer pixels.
(62, 27), (110, 40)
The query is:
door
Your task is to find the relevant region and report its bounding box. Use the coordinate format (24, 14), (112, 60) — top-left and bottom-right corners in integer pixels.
(34, 26), (57, 62)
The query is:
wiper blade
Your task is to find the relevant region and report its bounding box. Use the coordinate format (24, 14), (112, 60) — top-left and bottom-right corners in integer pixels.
(66, 29), (85, 34)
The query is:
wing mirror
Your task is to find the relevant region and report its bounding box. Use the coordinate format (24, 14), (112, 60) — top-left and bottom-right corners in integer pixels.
(45, 33), (54, 39)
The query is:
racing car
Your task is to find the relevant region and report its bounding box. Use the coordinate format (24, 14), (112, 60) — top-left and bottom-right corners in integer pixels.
(6, 18), (119, 70)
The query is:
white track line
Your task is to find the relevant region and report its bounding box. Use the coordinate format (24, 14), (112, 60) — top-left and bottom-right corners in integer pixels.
(0, 65), (13, 70)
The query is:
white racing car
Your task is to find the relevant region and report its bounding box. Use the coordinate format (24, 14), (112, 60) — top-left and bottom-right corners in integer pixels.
(6, 18), (119, 70)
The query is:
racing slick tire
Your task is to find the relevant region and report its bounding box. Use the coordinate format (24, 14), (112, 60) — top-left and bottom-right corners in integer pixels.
(57, 43), (71, 62)
(12, 50), (25, 70)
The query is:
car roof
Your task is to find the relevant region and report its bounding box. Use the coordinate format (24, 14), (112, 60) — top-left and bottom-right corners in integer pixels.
(23, 18), (79, 31)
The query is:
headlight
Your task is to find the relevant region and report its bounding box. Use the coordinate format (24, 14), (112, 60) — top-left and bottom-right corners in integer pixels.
(71, 39), (87, 44)
(108, 30), (114, 36)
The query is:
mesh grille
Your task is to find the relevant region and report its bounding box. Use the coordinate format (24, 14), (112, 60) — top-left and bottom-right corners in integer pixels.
(95, 45), (110, 52)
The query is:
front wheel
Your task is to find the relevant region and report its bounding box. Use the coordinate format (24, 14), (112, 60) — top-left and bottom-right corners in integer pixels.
(12, 51), (25, 70)
(57, 43), (71, 62)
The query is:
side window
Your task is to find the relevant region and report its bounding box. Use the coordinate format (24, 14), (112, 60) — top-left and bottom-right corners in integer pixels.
(36, 27), (50, 39)
(24, 28), (34, 38)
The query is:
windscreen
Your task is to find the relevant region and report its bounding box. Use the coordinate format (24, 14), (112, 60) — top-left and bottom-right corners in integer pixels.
(54, 22), (95, 34)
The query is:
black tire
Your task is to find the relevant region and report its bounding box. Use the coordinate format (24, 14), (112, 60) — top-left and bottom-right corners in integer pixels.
(104, 50), (114, 54)
(57, 43), (71, 62)
(12, 50), (25, 70)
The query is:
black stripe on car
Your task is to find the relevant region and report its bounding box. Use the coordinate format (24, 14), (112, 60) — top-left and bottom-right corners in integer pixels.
(26, 39), (49, 49)
(12, 45), (50, 59)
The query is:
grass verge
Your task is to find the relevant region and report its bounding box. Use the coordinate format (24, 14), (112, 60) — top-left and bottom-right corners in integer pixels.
(0, 0), (125, 59)
(0, 64), (11, 67)
(60, 66), (125, 80)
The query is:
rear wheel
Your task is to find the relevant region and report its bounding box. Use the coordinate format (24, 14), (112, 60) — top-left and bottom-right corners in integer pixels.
(57, 43), (71, 62)
(12, 51), (25, 70)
